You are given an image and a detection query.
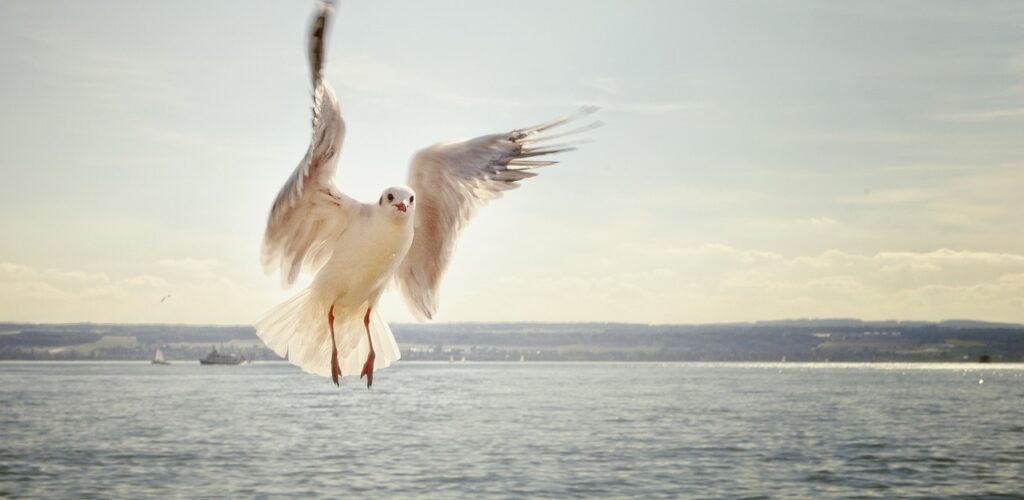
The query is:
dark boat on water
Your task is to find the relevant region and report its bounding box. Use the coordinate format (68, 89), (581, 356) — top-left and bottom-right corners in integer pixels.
(199, 348), (245, 365)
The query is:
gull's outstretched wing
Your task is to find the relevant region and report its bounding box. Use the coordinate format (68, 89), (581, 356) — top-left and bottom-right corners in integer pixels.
(397, 107), (601, 319)
(263, 1), (358, 288)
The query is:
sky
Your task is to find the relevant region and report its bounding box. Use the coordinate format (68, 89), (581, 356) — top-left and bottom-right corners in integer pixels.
(1, 1), (1023, 325)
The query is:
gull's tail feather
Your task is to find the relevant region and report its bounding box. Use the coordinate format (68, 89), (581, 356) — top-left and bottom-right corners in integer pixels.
(255, 289), (400, 380)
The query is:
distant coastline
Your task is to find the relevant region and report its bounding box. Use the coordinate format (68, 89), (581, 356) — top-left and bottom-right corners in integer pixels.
(1, 319), (1022, 363)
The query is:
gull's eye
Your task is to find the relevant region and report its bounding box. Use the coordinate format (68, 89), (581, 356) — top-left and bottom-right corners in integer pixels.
(387, 193), (394, 202)
(409, 195), (414, 203)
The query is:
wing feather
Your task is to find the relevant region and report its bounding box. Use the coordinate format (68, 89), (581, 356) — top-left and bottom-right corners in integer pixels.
(397, 108), (600, 319)
(262, 1), (357, 288)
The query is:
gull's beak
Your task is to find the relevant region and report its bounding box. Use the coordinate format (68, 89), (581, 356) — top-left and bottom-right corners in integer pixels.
(394, 202), (407, 213)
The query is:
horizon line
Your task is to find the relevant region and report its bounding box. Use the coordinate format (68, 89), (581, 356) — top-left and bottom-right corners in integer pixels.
(2, 318), (1022, 329)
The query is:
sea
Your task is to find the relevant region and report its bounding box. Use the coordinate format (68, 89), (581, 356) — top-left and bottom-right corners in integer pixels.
(1, 361), (1022, 499)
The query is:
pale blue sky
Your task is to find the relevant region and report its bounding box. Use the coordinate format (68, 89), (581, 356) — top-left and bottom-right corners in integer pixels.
(1, 1), (1023, 324)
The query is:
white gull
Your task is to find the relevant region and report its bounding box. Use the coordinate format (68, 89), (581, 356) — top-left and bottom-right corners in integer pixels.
(256, 1), (600, 388)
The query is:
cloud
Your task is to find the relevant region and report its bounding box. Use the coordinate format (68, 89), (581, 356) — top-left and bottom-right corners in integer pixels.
(880, 261), (941, 273)
(457, 243), (1024, 324)
(874, 248), (1024, 266)
(0, 262), (110, 289)
(692, 245), (1024, 322)
(0, 260), (251, 324)
(4, 243), (1023, 325)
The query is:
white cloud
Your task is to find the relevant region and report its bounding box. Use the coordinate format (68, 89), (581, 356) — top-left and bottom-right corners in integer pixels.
(880, 261), (941, 273)
(874, 248), (1024, 266)
(449, 244), (1024, 324)
(0, 260), (255, 324)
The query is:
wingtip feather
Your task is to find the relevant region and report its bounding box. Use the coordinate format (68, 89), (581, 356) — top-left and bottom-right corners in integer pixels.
(508, 160), (558, 168)
(519, 106), (601, 136)
(520, 120), (604, 145)
(518, 147), (577, 158)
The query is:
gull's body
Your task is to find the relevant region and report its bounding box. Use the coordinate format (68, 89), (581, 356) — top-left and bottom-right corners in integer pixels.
(256, 1), (599, 387)
(312, 203), (414, 309)
(259, 192), (412, 383)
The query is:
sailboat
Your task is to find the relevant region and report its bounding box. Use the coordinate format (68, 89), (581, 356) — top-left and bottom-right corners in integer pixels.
(152, 347), (171, 365)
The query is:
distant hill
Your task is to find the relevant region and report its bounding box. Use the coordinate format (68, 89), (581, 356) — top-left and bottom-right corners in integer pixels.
(1, 319), (1022, 362)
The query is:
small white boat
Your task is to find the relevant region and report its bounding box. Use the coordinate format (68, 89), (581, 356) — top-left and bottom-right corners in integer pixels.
(151, 347), (171, 365)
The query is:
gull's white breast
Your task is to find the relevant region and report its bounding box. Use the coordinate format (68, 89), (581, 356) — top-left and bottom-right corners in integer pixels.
(311, 205), (414, 307)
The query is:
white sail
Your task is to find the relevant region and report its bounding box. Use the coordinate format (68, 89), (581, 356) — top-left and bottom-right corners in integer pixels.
(154, 348), (165, 363)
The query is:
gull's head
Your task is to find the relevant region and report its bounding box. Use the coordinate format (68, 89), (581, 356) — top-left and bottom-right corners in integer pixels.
(378, 185), (415, 218)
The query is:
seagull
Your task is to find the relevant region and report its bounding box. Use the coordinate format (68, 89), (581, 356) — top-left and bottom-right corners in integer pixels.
(255, 1), (600, 388)
(159, 294), (172, 304)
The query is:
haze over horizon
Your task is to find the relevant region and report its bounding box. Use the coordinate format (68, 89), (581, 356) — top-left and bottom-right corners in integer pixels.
(2, 1), (1023, 325)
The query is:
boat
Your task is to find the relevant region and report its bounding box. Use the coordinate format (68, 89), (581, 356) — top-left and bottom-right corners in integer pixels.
(151, 347), (170, 365)
(199, 348), (245, 365)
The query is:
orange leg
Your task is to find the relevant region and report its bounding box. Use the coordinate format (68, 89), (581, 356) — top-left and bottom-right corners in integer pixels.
(359, 307), (376, 388)
(329, 304), (341, 386)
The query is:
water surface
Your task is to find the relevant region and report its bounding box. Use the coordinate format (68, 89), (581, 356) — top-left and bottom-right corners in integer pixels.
(2, 362), (1022, 498)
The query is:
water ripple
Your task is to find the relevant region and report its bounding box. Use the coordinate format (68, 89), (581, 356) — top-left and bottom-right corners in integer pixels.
(2, 362), (1023, 498)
